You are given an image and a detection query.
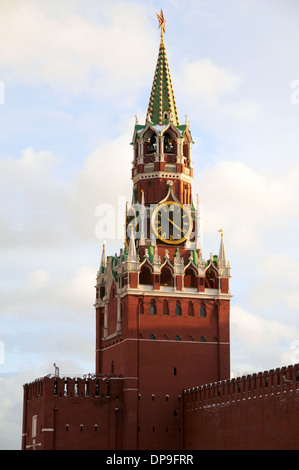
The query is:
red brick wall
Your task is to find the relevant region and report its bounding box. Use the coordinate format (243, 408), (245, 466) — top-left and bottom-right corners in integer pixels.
(97, 293), (230, 450)
(137, 177), (192, 205)
(22, 376), (124, 450)
(183, 364), (299, 450)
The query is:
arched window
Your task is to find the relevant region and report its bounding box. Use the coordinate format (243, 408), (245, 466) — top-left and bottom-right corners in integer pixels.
(200, 336), (206, 342)
(150, 299), (156, 315)
(188, 301), (194, 317)
(111, 361), (114, 374)
(200, 303), (206, 318)
(175, 301), (182, 316)
(175, 335), (181, 341)
(163, 299), (169, 315)
(161, 266), (173, 286)
(212, 302), (218, 318)
(150, 334), (156, 340)
(100, 286), (105, 299)
(205, 267), (219, 289)
(184, 268), (197, 288)
(139, 265), (153, 285)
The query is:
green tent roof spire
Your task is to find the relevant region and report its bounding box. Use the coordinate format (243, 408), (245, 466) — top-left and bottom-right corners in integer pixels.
(146, 10), (179, 126)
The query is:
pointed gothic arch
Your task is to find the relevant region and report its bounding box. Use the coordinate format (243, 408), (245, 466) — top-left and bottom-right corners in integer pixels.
(200, 302), (206, 318)
(164, 132), (174, 154)
(163, 299), (169, 315)
(184, 267), (197, 288)
(205, 265), (219, 289)
(175, 300), (182, 316)
(160, 264), (174, 287)
(150, 299), (157, 315)
(183, 129), (192, 166)
(143, 126), (158, 154)
(212, 302), (219, 318)
(188, 301), (194, 317)
(139, 263), (153, 286)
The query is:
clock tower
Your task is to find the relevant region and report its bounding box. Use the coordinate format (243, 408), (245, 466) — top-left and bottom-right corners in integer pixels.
(95, 10), (231, 450)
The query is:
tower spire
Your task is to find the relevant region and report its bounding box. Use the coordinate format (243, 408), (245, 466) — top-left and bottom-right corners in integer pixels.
(218, 230), (227, 268)
(100, 241), (107, 269)
(146, 10), (179, 126)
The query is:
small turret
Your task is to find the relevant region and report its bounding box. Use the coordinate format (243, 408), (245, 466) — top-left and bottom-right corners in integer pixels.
(100, 241), (107, 269)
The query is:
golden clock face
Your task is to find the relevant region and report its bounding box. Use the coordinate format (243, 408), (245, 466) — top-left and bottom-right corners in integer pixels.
(151, 201), (192, 244)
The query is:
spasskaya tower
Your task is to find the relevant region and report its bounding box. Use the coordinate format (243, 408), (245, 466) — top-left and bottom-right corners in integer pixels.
(22, 10), (299, 453)
(94, 10), (231, 451)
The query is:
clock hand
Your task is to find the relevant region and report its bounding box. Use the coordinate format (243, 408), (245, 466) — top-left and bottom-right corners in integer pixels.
(169, 219), (183, 232)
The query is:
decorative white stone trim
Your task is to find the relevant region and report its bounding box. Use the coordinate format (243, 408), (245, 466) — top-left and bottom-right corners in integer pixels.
(132, 171), (192, 185)
(98, 337), (230, 351)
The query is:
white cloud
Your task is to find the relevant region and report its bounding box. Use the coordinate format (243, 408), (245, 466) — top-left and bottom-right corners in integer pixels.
(176, 58), (259, 120)
(181, 58), (242, 99)
(0, 147), (71, 247)
(0, 376), (23, 450)
(68, 128), (133, 241)
(250, 254), (299, 314)
(0, 127), (135, 250)
(0, 0), (154, 100)
(230, 304), (299, 376)
(195, 159), (299, 256)
(231, 304), (296, 348)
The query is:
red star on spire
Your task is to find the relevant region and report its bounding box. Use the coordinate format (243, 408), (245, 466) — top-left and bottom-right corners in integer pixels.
(156, 9), (166, 36)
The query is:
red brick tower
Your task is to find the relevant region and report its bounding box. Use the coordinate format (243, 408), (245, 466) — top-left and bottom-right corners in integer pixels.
(95, 10), (231, 450)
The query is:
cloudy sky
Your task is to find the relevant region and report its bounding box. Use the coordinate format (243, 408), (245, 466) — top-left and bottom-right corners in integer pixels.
(1, 0), (299, 449)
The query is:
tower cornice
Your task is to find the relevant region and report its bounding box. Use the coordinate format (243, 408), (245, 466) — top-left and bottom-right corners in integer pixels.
(131, 170), (192, 186)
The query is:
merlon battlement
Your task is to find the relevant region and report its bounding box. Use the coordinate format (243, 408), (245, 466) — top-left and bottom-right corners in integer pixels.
(23, 373), (124, 401)
(184, 363), (299, 408)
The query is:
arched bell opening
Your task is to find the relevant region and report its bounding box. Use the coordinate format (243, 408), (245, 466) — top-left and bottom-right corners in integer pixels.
(143, 129), (158, 162)
(164, 132), (174, 154)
